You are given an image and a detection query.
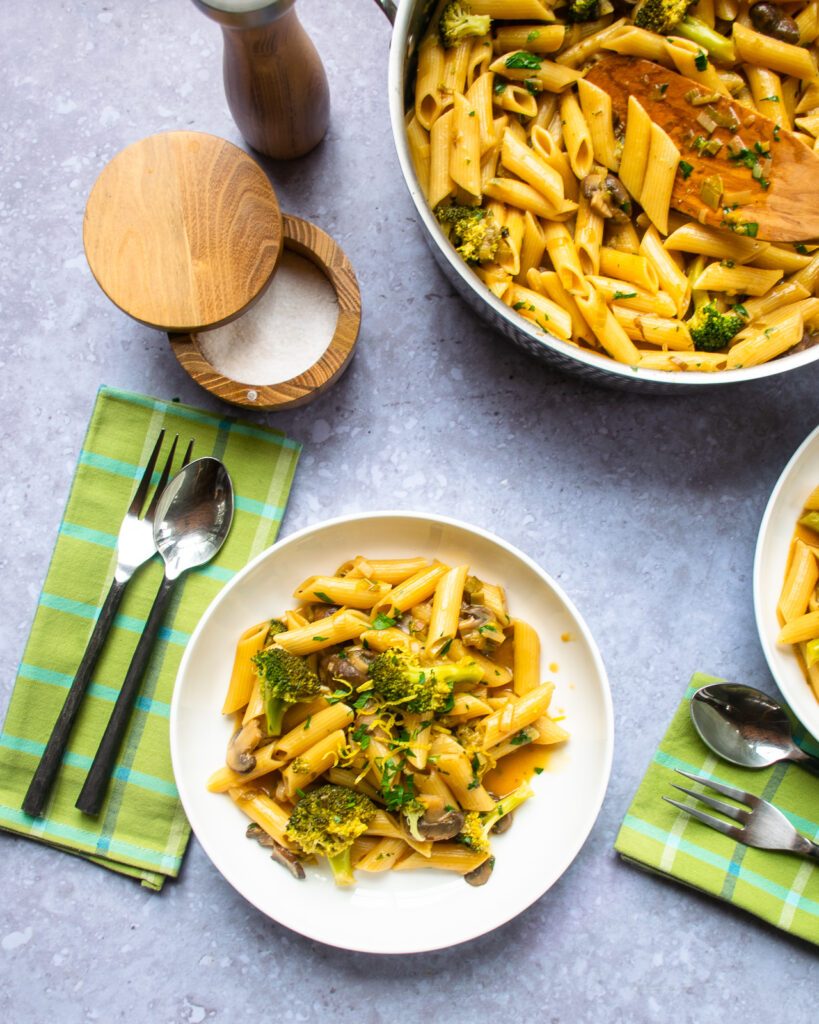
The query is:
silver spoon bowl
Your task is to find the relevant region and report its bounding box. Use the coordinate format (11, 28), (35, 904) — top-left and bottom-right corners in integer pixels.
(690, 682), (819, 775)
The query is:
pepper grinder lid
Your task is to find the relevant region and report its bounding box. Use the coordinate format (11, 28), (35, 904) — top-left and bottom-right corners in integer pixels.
(83, 130), (283, 333)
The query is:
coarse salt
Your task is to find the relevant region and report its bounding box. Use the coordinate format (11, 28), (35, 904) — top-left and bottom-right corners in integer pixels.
(199, 250), (339, 384)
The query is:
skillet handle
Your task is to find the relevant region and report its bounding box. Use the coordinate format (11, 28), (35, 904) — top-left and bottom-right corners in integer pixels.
(371, 0), (397, 24)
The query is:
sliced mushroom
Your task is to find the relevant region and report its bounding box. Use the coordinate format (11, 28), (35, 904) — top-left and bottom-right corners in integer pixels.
(226, 717), (263, 773)
(750, 2), (800, 43)
(413, 808), (465, 840)
(311, 603), (340, 621)
(246, 824), (305, 879)
(787, 327), (819, 356)
(491, 812), (514, 835)
(581, 173), (631, 223)
(458, 602), (504, 651)
(464, 856), (495, 887)
(320, 645), (374, 686)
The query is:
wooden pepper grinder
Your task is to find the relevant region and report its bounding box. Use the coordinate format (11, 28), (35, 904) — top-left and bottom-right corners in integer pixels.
(193, 0), (330, 160)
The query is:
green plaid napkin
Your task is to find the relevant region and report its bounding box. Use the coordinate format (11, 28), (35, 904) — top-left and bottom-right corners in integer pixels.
(0, 386), (300, 890)
(616, 673), (819, 945)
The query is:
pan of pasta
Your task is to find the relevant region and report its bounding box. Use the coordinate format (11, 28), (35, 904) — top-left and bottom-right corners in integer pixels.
(170, 512), (612, 953)
(755, 424), (819, 741)
(372, 0), (819, 389)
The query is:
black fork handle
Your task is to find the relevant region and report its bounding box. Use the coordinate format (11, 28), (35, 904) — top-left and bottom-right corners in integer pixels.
(75, 574), (177, 817)
(23, 577), (128, 818)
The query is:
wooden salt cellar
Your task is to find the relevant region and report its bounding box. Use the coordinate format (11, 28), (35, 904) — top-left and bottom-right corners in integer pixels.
(193, 0), (330, 160)
(169, 214), (361, 411)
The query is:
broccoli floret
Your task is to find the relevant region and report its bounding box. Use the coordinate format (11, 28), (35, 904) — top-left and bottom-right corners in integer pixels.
(402, 798), (428, 841)
(285, 784), (376, 886)
(687, 301), (744, 352)
(252, 647), (321, 736)
(435, 204), (505, 264)
(456, 782), (534, 852)
(566, 0), (600, 23)
(368, 648), (482, 714)
(632, 0), (734, 61)
(675, 15), (735, 63)
(633, 0), (691, 33)
(439, 2), (491, 48)
(458, 812), (491, 854)
(266, 618), (287, 640)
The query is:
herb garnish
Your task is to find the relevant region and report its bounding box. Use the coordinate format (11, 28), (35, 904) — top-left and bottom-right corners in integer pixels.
(505, 51), (542, 70)
(372, 612), (397, 630)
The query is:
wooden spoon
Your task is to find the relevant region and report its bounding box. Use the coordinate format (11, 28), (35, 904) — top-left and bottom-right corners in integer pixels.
(585, 55), (819, 242)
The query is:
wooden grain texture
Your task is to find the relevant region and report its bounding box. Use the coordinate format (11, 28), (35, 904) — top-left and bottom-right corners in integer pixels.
(221, 7), (330, 160)
(587, 56), (819, 242)
(83, 131), (283, 331)
(169, 214), (361, 411)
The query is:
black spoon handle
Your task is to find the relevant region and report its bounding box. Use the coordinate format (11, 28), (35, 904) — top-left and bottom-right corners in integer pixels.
(23, 578), (128, 819)
(75, 574), (177, 817)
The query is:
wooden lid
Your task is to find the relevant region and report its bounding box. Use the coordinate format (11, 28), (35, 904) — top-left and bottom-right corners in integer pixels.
(169, 214), (361, 411)
(83, 131), (283, 332)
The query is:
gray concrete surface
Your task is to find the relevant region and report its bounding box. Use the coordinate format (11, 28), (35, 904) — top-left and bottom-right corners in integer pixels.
(1, 1), (817, 1021)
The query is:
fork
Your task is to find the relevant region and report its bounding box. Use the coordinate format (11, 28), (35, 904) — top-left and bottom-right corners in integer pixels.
(22, 431), (194, 818)
(664, 768), (819, 862)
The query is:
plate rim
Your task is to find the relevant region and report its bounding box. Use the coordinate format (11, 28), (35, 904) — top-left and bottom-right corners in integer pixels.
(170, 509), (615, 953)
(753, 425), (819, 741)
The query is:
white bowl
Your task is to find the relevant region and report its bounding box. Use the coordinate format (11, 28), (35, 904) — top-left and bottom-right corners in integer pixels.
(754, 425), (819, 741)
(170, 511), (613, 953)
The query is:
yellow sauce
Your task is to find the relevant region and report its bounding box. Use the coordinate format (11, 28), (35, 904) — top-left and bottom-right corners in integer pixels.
(484, 744), (556, 796)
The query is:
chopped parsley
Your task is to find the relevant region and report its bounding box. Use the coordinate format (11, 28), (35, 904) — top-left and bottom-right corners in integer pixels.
(760, 94), (780, 102)
(296, 788), (307, 798)
(313, 591), (333, 603)
(505, 51), (542, 70)
(694, 50), (708, 71)
(439, 638), (453, 657)
(303, 716), (312, 730)
(527, 29), (540, 41)
(493, 80), (507, 95)
(312, 635), (328, 642)
(533, 766), (544, 775)
(513, 300), (527, 310)
(773, 124), (781, 141)
(735, 222), (759, 237)
(796, 243), (809, 255)
(679, 160), (694, 180)
(372, 612), (397, 630)
(613, 290), (637, 299)
(509, 730), (530, 746)
(352, 724), (371, 751)
(733, 303), (749, 317)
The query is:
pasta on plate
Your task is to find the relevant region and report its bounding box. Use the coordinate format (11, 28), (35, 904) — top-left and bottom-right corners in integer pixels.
(408, 0), (819, 371)
(208, 555), (569, 887)
(777, 482), (819, 700)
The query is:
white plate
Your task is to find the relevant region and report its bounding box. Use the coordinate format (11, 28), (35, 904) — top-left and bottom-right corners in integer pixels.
(754, 425), (819, 741)
(170, 512), (613, 953)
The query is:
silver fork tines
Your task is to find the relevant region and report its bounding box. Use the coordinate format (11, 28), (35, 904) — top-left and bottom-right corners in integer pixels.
(115, 434), (193, 581)
(663, 768), (819, 861)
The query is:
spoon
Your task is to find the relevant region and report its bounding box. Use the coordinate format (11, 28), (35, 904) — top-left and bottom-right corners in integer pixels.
(585, 56), (819, 241)
(690, 682), (819, 775)
(76, 457), (233, 815)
